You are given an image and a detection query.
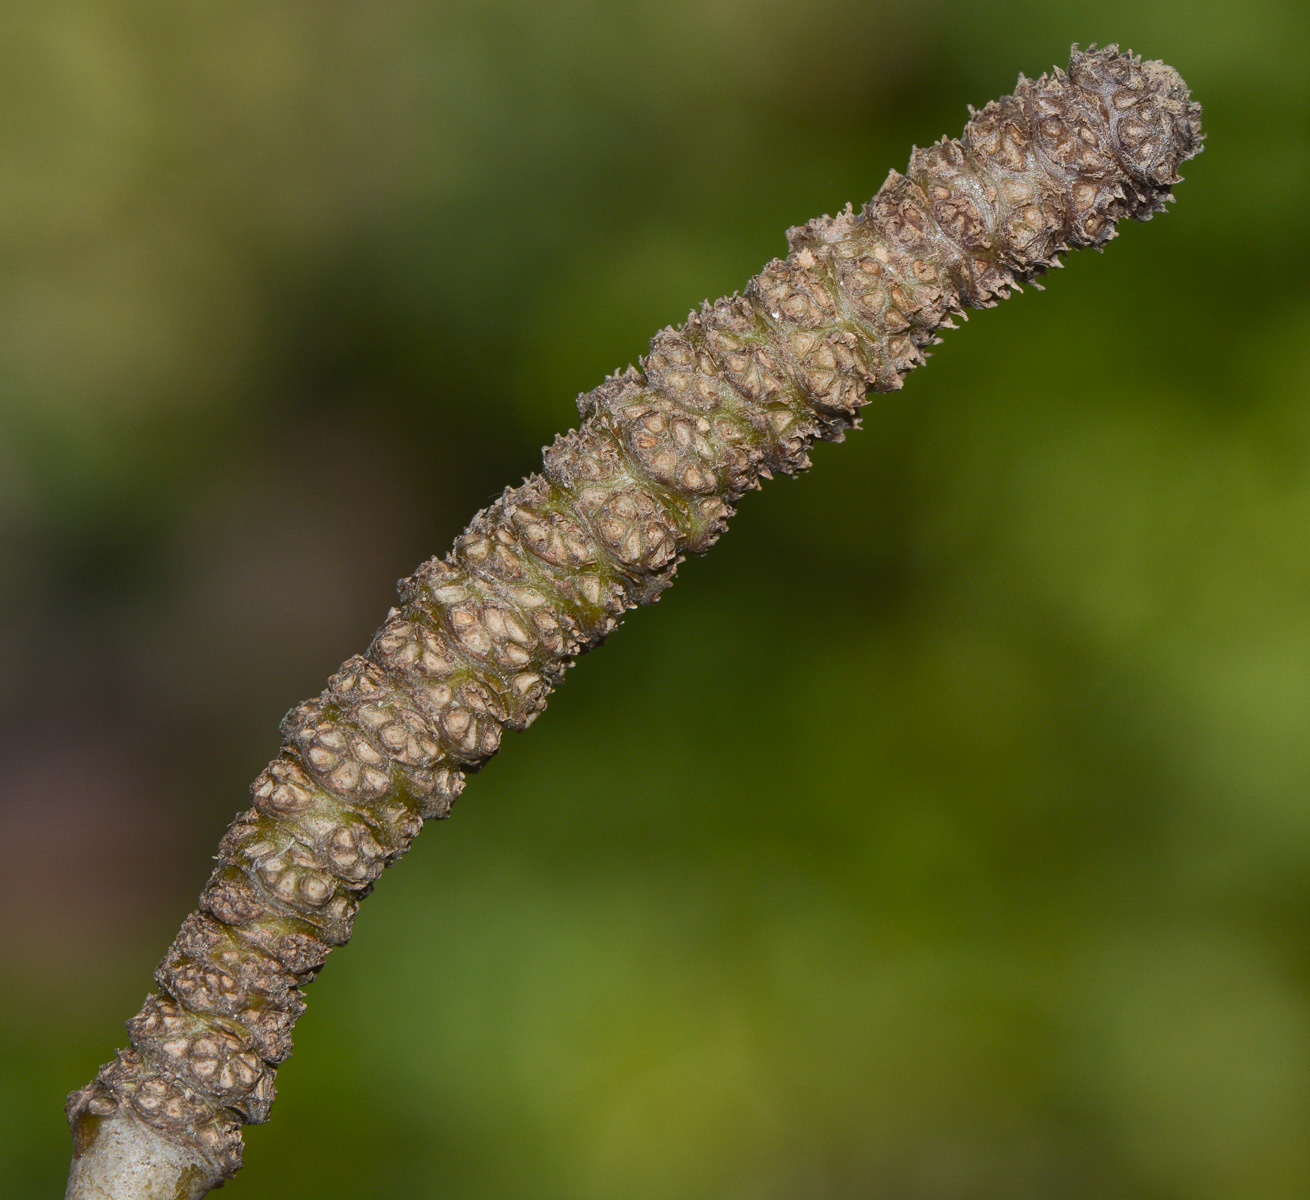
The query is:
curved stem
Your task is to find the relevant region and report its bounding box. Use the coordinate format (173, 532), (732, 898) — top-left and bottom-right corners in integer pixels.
(66, 44), (1201, 1198)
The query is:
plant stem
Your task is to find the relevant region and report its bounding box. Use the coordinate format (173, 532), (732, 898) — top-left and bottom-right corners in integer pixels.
(66, 45), (1201, 1200)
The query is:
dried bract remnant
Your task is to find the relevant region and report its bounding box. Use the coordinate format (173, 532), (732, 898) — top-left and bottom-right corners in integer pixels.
(67, 44), (1201, 1198)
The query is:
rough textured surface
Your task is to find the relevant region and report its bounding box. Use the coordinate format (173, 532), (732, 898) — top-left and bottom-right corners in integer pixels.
(67, 45), (1202, 1197)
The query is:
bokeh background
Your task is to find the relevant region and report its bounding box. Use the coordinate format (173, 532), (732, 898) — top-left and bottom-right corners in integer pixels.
(1, 2), (1307, 1197)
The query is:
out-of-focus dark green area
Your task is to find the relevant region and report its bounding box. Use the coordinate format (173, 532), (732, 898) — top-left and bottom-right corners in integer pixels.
(1, 2), (1307, 1197)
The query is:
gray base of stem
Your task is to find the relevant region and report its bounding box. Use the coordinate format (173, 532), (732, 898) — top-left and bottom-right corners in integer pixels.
(66, 1113), (217, 1200)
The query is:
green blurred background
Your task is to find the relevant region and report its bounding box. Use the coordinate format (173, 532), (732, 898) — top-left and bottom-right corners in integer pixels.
(0, 2), (1306, 1197)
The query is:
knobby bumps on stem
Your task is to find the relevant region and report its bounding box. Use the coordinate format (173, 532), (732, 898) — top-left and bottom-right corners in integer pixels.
(66, 45), (1202, 1200)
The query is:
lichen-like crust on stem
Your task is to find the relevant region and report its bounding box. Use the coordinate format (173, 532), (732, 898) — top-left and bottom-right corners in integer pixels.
(67, 45), (1201, 1199)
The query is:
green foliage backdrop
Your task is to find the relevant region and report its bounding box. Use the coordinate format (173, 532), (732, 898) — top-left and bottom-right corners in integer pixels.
(1, 2), (1307, 1197)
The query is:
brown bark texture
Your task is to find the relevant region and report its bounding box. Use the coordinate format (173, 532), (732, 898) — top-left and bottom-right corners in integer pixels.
(67, 45), (1202, 1193)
